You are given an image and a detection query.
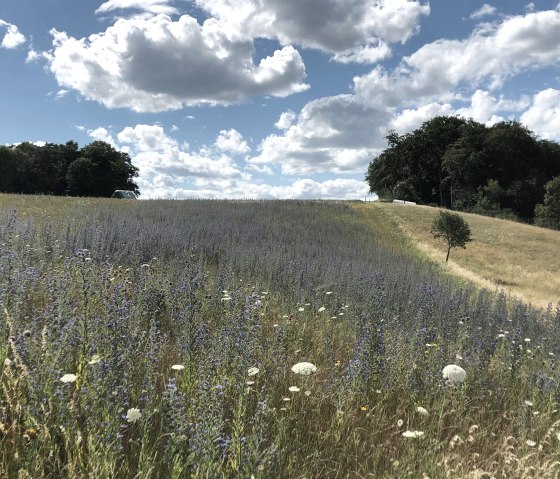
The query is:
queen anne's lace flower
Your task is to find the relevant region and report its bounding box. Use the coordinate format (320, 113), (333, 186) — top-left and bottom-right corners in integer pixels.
(442, 364), (466, 385)
(126, 408), (142, 423)
(291, 362), (317, 375)
(88, 355), (101, 365)
(416, 406), (429, 416)
(60, 374), (77, 383)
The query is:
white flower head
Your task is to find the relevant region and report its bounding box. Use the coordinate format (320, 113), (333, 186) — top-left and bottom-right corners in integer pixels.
(289, 386), (300, 392)
(318, 306), (326, 312)
(524, 400), (533, 407)
(247, 367), (259, 376)
(88, 354), (101, 365)
(526, 439), (536, 447)
(60, 374), (77, 383)
(298, 307), (305, 312)
(416, 406), (429, 416)
(397, 419), (404, 427)
(402, 430), (424, 438)
(171, 364), (185, 371)
(442, 364), (466, 385)
(126, 407), (142, 423)
(291, 362), (317, 375)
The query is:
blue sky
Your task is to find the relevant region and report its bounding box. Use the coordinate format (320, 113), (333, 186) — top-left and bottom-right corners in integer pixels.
(1, 0), (560, 199)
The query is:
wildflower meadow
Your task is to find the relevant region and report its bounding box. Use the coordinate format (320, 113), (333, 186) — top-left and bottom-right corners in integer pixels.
(1, 195), (559, 478)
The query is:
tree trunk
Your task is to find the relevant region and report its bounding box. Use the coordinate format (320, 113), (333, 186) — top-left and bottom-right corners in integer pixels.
(446, 247), (451, 263)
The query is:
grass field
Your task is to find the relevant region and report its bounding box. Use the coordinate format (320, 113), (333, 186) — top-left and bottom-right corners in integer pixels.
(355, 202), (560, 309)
(1, 194), (560, 478)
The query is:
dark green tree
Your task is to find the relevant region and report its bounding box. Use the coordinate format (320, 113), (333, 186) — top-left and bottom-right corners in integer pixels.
(534, 176), (560, 230)
(430, 210), (473, 263)
(0, 146), (31, 193)
(74, 141), (139, 197)
(366, 116), (469, 206)
(66, 157), (97, 197)
(366, 131), (416, 201)
(479, 122), (545, 220)
(442, 120), (488, 209)
(366, 116), (560, 224)
(0, 140), (137, 197)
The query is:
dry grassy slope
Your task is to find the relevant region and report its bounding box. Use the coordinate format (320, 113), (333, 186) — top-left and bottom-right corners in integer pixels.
(352, 202), (560, 308)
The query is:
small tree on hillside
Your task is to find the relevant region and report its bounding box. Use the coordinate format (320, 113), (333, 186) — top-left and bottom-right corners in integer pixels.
(431, 211), (473, 263)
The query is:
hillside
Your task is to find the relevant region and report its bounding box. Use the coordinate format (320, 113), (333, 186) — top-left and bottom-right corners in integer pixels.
(354, 202), (560, 308)
(1, 194), (560, 478)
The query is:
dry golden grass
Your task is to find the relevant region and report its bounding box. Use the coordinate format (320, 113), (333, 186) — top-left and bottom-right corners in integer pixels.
(354, 202), (560, 308)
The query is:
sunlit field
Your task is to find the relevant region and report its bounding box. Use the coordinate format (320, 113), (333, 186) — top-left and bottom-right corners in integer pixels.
(363, 202), (560, 308)
(1, 194), (560, 478)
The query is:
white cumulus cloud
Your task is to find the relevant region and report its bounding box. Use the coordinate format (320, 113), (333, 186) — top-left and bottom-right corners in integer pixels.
(215, 129), (250, 154)
(470, 4), (497, 20)
(112, 124), (250, 196)
(194, 0), (430, 64)
(0, 19), (26, 49)
(354, 9), (560, 108)
(88, 123), (368, 200)
(250, 94), (391, 174)
(275, 110), (297, 130)
(47, 14), (308, 112)
(520, 89), (560, 141)
(96, 0), (180, 17)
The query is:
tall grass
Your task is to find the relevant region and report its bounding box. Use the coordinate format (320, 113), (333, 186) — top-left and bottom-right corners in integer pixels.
(366, 202), (560, 307)
(1, 195), (559, 478)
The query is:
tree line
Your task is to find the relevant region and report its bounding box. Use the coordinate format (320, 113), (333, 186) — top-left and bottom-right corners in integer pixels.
(366, 116), (560, 229)
(0, 140), (139, 197)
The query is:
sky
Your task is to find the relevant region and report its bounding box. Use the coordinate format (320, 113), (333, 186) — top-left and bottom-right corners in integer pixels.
(1, 0), (560, 199)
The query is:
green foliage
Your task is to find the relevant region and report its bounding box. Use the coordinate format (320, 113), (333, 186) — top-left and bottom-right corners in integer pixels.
(430, 210), (473, 262)
(366, 116), (560, 224)
(0, 141), (139, 197)
(534, 176), (560, 230)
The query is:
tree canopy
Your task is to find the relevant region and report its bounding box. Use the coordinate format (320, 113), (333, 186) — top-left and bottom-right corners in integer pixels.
(366, 117), (560, 224)
(0, 141), (139, 197)
(534, 176), (560, 230)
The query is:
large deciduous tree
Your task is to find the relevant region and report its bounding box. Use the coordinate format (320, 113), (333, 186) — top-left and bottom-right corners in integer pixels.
(366, 116), (560, 224)
(70, 141), (139, 197)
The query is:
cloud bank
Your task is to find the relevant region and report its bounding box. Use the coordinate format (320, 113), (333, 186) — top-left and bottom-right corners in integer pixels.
(48, 14), (308, 112)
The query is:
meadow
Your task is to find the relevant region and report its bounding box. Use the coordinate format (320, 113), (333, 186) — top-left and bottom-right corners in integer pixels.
(1, 194), (559, 478)
(366, 203), (560, 308)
